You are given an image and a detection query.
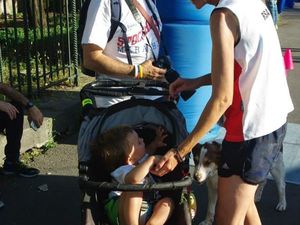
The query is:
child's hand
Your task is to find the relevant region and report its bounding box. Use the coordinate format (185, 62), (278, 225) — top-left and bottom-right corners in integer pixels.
(150, 155), (162, 173)
(153, 126), (168, 149)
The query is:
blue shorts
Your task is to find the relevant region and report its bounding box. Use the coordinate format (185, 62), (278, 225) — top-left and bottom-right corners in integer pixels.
(218, 123), (286, 185)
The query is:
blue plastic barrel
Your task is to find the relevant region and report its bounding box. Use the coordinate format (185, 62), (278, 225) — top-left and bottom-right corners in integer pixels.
(156, 0), (214, 23)
(162, 23), (221, 143)
(277, 0), (286, 13)
(285, 0), (294, 8)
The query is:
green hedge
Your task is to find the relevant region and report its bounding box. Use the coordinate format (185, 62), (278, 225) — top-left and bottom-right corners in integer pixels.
(0, 26), (71, 64)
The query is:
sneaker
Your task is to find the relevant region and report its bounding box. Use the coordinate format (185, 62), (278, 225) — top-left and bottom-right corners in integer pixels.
(2, 161), (40, 178)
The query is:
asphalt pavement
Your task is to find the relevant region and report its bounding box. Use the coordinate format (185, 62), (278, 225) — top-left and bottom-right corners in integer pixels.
(1, 4), (300, 225)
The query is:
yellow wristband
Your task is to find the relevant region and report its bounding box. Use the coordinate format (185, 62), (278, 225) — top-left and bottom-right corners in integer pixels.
(139, 65), (144, 79)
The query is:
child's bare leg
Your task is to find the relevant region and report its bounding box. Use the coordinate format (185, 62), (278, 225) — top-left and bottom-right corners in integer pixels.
(146, 197), (174, 225)
(119, 191), (143, 225)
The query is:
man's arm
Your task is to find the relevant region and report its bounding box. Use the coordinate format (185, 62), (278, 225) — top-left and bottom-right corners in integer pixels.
(82, 44), (135, 78)
(0, 83), (44, 127)
(0, 83), (31, 107)
(82, 44), (166, 80)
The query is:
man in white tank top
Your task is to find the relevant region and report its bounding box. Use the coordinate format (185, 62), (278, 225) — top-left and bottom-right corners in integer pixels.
(153, 0), (294, 225)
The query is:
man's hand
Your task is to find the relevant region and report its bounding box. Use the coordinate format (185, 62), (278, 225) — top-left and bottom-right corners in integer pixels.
(27, 106), (44, 128)
(140, 60), (167, 80)
(0, 101), (19, 120)
(150, 149), (179, 176)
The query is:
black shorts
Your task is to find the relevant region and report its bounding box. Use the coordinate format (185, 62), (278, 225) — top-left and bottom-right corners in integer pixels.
(218, 123), (287, 185)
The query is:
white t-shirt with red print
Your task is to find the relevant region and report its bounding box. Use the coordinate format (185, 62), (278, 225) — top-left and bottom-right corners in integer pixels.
(81, 0), (161, 66)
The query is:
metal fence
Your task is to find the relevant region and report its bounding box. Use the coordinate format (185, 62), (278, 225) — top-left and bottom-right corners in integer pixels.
(0, 0), (81, 97)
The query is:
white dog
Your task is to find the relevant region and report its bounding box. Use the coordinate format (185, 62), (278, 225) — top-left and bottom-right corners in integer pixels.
(192, 142), (286, 225)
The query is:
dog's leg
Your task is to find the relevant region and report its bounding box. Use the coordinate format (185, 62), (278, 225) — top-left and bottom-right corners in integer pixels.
(270, 152), (286, 211)
(200, 173), (218, 225)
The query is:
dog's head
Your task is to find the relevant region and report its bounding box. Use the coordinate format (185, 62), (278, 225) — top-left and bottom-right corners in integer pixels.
(192, 142), (221, 183)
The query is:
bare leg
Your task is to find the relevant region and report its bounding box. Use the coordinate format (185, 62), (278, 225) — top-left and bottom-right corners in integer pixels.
(244, 201), (261, 225)
(215, 175), (261, 225)
(146, 197), (174, 225)
(119, 191), (143, 225)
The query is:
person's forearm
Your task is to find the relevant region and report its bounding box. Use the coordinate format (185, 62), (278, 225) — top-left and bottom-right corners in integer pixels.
(83, 44), (135, 78)
(177, 96), (230, 159)
(125, 156), (155, 184)
(0, 83), (29, 107)
(196, 73), (212, 87)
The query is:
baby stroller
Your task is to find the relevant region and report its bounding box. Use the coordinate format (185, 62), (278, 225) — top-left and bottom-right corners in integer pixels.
(78, 79), (195, 225)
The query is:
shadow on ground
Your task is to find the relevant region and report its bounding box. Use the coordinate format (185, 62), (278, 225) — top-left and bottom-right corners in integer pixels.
(0, 175), (81, 225)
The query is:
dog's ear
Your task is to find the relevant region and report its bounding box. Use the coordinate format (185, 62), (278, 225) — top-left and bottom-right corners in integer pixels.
(205, 142), (221, 162)
(192, 143), (202, 165)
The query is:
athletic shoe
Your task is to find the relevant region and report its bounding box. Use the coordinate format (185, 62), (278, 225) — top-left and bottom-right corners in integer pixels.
(1, 161), (40, 178)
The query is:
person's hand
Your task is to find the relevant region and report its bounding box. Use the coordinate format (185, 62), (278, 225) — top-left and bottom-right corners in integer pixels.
(150, 149), (179, 176)
(0, 101), (19, 120)
(140, 60), (167, 80)
(27, 106), (44, 128)
(169, 77), (190, 98)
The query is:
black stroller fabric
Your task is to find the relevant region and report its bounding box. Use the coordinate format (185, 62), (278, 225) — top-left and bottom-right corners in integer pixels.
(78, 81), (194, 225)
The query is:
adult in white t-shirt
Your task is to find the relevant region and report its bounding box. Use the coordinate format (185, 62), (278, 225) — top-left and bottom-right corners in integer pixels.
(153, 0), (294, 225)
(81, 0), (166, 81)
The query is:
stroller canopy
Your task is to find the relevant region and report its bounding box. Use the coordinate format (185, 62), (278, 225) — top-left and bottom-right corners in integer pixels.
(78, 98), (188, 162)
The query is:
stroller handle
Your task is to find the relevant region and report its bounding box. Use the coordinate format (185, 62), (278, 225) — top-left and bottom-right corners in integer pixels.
(80, 176), (193, 191)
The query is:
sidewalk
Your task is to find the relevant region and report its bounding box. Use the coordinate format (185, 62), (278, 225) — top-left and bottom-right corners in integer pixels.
(1, 5), (300, 225)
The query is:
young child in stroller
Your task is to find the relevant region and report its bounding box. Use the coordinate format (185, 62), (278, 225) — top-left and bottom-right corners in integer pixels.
(90, 125), (175, 225)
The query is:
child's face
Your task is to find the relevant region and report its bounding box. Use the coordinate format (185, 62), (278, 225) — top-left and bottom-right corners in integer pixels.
(126, 130), (146, 164)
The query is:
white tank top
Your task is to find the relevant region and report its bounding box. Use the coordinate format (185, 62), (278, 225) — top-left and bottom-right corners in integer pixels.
(215, 0), (293, 141)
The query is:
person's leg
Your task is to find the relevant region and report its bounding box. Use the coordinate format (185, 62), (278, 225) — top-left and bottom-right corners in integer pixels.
(216, 175), (260, 225)
(217, 124), (287, 225)
(1, 102), (40, 177)
(3, 102), (24, 164)
(244, 200), (261, 225)
(118, 191), (143, 225)
(146, 197), (174, 225)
